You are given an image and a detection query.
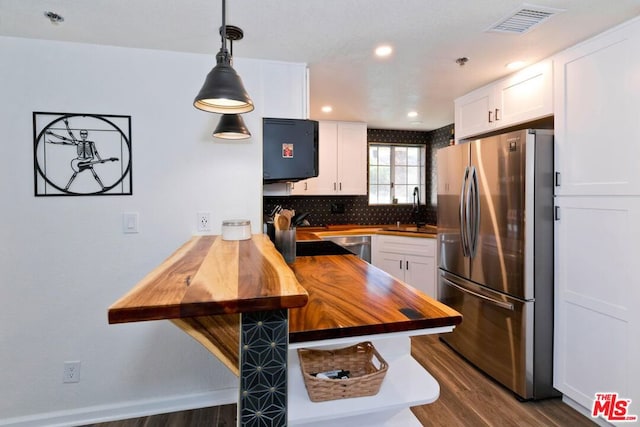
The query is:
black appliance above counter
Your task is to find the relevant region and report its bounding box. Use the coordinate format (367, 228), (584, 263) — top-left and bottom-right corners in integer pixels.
(263, 118), (318, 183)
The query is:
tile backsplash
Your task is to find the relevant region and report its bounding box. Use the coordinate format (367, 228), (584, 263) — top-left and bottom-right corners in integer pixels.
(264, 123), (453, 227)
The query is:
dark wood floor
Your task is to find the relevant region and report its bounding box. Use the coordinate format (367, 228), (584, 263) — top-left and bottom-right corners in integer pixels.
(85, 335), (594, 426)
(410, 335), (595, 426)
(83, 404), (237, 427)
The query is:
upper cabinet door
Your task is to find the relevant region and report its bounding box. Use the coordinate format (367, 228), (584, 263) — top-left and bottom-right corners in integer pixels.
(291, 121), (337, 195)
(455, 85), (494, 140)
(336, 121), (367, 195)
(496, 59), (553, 127)
(554, 20), (640, 196)
(291, 121), (367, 195)
(454, 59), (553, 141)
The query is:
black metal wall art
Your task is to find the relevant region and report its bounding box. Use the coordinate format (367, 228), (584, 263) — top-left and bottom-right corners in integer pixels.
(33, 112), (132, 196)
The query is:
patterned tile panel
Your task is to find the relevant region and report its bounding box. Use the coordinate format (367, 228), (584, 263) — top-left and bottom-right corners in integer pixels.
(240, 310), (289, 427)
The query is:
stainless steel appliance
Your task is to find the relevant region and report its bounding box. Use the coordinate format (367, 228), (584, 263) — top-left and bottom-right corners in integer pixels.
(322, 235), (371, 263)
(437, 129), (556, 400)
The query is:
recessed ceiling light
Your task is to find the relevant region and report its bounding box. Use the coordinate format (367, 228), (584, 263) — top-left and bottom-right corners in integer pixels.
(407, 111), (418, 118)
(321, 105), (333, 113)
(375, 45), (393, 57)
(506, 60), (526, 70)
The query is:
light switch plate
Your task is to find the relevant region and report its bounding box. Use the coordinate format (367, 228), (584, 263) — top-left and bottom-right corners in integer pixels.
(122, 212), (139, 233)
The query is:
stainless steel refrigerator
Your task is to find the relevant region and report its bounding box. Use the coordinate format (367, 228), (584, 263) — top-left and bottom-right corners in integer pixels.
(437, 128), (556, 400)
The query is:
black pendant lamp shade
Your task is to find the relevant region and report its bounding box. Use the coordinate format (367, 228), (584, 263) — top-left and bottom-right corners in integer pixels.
(193, 0), (254, 114)
(194, 51), (254, 113)
(213, 114), (251, 139)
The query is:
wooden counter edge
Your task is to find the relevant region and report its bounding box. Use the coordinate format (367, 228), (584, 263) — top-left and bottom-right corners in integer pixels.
(108, 234), (308, 324)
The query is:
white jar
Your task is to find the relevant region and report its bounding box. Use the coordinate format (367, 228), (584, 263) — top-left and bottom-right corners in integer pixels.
(221, 220), (251, 241)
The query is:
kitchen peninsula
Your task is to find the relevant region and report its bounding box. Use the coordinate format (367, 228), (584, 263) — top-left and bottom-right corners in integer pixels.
(108, 234), (461, 426)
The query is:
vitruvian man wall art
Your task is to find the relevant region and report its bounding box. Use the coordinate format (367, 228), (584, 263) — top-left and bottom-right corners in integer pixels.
(33, 112), (132, 196)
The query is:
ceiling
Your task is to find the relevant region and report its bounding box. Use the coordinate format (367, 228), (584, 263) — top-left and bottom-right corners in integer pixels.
(2, 0), (639, 131)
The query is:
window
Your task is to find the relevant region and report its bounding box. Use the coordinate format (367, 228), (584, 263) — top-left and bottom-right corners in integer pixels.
(369, 144), (426, 205)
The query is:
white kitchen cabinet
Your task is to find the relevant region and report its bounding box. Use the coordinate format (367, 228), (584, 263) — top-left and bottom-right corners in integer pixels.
(553, 16), (640, 421)
(291, 121), (367, 195)
(372, 235), (437, 298)
(261, 61), (308, 196)
(553, 19), (640, 197)
(263, 182), (291, 196)
(260, 61), (308, 119)
(455, 59), (553, 140)
(553, 196), (640, 414)
(454, 85), (494, 140)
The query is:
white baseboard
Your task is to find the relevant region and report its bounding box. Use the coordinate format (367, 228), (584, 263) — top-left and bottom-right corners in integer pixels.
(562, 395), (613, 427)
(0, 388), (238, 427)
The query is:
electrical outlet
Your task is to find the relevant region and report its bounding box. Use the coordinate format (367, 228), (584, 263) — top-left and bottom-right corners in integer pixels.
(197, 212), (211, 232)
(331, 203), (345, 214)
(63, 361), (81, 383)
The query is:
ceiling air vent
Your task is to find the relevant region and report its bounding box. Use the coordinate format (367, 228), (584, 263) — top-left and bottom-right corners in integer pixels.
(487, 4), (564, 34)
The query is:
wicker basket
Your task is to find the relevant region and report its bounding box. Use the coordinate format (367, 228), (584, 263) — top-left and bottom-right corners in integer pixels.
(297, 341), (388, 402)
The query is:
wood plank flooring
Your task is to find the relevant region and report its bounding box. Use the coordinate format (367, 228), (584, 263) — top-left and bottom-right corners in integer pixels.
(83, 404), (237, 427)
(410, 335), (595, 427)
(85, 335), (594, 427)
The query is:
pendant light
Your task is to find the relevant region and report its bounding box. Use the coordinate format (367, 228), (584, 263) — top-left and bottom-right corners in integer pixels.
(194, 0), (254, 114)
(213, 114), (251, 139)
(210, 25), (252, 139)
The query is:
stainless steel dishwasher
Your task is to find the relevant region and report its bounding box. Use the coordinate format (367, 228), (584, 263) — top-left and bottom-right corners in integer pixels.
(321, 235), (371, 263)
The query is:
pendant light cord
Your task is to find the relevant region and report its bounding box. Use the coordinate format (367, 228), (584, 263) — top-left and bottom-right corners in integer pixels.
(221, 0), (228, 55)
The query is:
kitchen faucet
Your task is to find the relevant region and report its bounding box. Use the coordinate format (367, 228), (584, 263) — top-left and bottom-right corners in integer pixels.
(412, 186), (422, 227)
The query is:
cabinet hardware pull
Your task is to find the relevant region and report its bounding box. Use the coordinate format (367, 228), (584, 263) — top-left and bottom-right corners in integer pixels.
(339, 182), (342, 191)
(304, 182), (308, 190)
(555, 206), (560, 221)
(399, 260), (402, 269)
(334, 182), (337, 191)
(406, 260), (409, 270)
(555, 172), (561, 187)
(495, 108), (500, 121)
(488, 110), (493, 123)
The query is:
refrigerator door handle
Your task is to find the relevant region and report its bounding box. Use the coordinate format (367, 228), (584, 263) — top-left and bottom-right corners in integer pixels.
(469, 166), (480, 258)
(459, 166), (470, 257)
(441, 275), (515, 311)
(464, 166), (474, 258)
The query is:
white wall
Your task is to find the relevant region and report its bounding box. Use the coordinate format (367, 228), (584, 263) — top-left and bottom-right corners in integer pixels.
(0, 36), (305, 425)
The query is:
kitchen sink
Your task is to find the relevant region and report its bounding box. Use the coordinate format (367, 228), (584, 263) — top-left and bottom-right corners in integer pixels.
(382, 225), (438, 234)
(296, 240), (353, 257)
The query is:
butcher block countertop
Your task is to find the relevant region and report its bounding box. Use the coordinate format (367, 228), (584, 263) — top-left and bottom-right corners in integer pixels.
(297, 224), (438, 239)
(108, 233), (461, 373)
(108, 234), (308, 324)
(288, 253), (461, 343)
